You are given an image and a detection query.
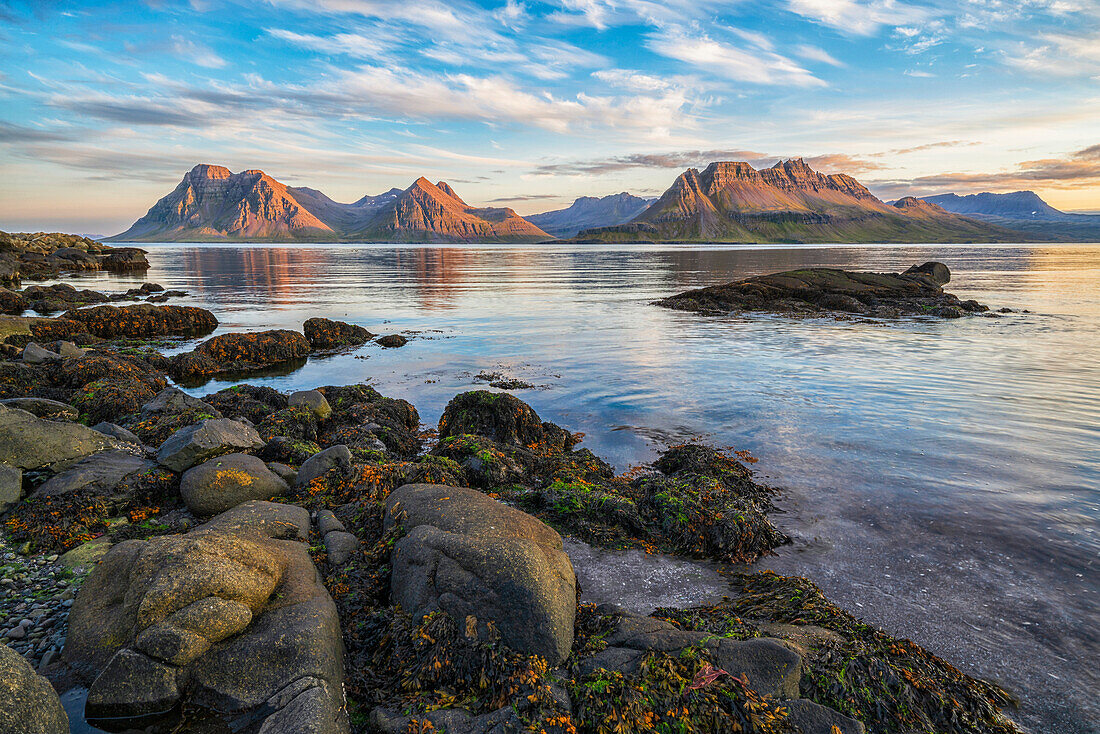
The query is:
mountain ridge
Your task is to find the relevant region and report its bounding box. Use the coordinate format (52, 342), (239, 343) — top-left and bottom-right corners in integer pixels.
(527, 192), (655, 238)
(915, 191), (1100, 240)
(110, 165), (549, 243)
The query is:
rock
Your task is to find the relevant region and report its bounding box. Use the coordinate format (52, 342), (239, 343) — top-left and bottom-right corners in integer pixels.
(375, 334), (407, 348)
(56, 340), (86, 358)
(62, 304), (218, 338)
(267, 461), (298, 485)
(369, 705), (524, 734)
(709, 637), (802, 699)
(289, 389), (332, 419)
(574, 645), (647, 678)
(57, 536), (114, 571)
(0, 286), (28, 314)
(0, 643), (69, 733)
(903, 261), (951, 285)
(316, 510), (345, 535)
(67, 500), (347, 732)
(303, 317), (374, 350)
(323, 531), (358, 566)
(316, 384), (421, 458)
(203, 384), (287, 423)
(0, 404), (122, 470)
(385, 483), (576, 664)
(295, 445), (352, 487)
(157, 418), (265, 472)
(92, 422), (144, 446)
(21, 342), (61, 364)
(783, 699), (866, 734)
(195, 329), (311, 370)
(141, 386), (223, 418)
(181, 453), (290, 516)
(32, 450), (157, 504)
(0, 464), (21, 514)
(437, 390), (577, 453)
(0, 397), (77, 420)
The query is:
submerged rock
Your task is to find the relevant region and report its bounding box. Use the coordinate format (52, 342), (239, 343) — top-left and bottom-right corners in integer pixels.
(385, 483), (577, 665)
(656, 262), (991, 319)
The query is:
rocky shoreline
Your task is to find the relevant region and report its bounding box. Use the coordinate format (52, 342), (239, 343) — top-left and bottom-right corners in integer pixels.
(0, 253), (1025, 734)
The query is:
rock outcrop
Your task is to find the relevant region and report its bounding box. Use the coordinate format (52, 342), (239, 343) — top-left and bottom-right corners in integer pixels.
(62, 303), (218, 338)
(303, 318), (374, 350)
(170, 329), (311, 379)
(385, 483), (577, 665)
(656, 262), (992, 319)
(65, 501), (348, 733)
(0, 230), (148, 286)
(0, 404), (122, 471)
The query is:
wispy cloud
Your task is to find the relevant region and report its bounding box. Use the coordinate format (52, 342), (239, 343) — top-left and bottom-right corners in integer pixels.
(646, 26), (825, 87)
(168, 35), (226, 68)
(786, 0), (928, 34)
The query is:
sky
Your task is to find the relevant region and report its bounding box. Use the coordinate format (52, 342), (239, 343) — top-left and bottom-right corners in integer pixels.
(0, 0), (1098, 234)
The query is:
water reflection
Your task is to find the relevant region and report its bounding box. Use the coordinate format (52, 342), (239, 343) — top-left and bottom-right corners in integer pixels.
(81, 242), (1099, 732)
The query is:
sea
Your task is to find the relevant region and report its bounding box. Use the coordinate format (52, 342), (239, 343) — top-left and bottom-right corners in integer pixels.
(59, 242), (1099, 733)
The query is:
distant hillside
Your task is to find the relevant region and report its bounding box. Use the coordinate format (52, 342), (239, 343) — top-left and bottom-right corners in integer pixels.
(573, 159), (1019, 244)
(527, 192), (654, 238)
(110, 165), (549, 243)
(918, 191), (1100, 241)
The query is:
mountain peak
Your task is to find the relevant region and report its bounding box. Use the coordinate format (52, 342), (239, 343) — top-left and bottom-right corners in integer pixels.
(188, 164), (233, 180)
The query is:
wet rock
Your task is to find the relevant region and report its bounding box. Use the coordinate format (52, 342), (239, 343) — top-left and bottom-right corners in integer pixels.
(67, 500), (347, 732)
(385, 483), (576, 664)
(289, 389), (331, 419)
(295, 445), (352, 487)
(0, 643), (69, 733)
(316, 384), (421, 458)
(32, 450), (156, 505)
(375, 334), (407, 348)
(181, 453), (290, 516)
(203, 384), (287, 424)
(0, 397), (77, 420)
(58, 536), (114, 571)
(21, 342), (61, 364)
(157, 418), (265, 472)
(574, 646), (647, 678)
(258, 406), (319, 443)
(438, 390), (577, 453)
(92, 421), (144, 446)
(55, 340), (86, 358)
(710, 638), (802, 699)
(0, 286), (28, 314)
(0, 464), (21, 515)
(142, 387), (223, 419)
(194, 329), (311, 371)
(316, 510), (345, 536)
(62, 303), (218, 338)
(266, 462), (297, 485)
(323, 531), (358, 566)
(903, 261), (951, 285)
(259, 437), (322, 467)
(303, 317), (374, 350)
(0, 404), (122, 470)
(784, 699), (866, 733)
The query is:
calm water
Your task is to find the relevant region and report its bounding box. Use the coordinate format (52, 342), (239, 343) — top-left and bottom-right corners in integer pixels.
(68, 243), (1099, 732)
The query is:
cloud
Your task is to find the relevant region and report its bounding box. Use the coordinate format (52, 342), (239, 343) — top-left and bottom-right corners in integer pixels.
(266, 28), (393, 58)
(533, 149), (887, 177)
(646, 26), (825, 87)
(795, 44), (846, 67)
(591, 69), (680, 93)
(487, 193), (558, 203)
(786, 0), (928, 34)
(0, 120), (78, 143)
(869, 144), (1100, 196)
(168, 35), (227, 68)
(45, 93), (214, 126)
(1003, 31), (1100, 75)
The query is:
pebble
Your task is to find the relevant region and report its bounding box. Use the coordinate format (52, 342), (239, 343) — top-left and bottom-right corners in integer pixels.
(0, 537), (87, 669)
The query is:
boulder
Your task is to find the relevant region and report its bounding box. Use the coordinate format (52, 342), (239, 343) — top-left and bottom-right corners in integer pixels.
(32, 450), (157, 505)
(0, 464), (21, 515)
(195, 330), (311, 370)
(903, 261), (951, 285)
(0, 397), (78, 420)
(437, 390), (577, 453)
(157, 418), (265, 472)
(203, 384), (287, 423)
(323, 531), (358, 566)
(67, 501), (347, 733)
(57, 536), (114, 571)
(21, 342), (61, 364)
(62, 304), (218, 338)
(385, 483), (576, 664)
(0, 643), (69, 733)
(289, 389), (332, 419)
(295, 445), (352, 487)
(375, 334), (407, 348)
(92, 422), (144, 446)
(303, 317), (374, 350)
(784, 699), (866, 734)
(55, 340), (86, 358)
(0, 404), (122, 471)
(710, 638), (802, 699)
(0, 286), (28, 314)
(181, 453), (290, 516)
(141, 387), (223, 418)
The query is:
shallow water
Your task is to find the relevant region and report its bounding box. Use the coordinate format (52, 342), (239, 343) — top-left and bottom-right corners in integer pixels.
(63, 242), (1099, 732)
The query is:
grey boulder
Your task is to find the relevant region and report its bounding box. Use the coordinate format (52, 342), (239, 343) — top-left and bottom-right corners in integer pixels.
(157, 418), (264, 472)
(92, 422), (144, 446)
(181, 453), (290, 516)
(0, 397), (78, 421)
(21, 342), (61, 364)
(32, 450), (157, 508)
(288, 389), (332, 420)
(784, 699), (866, 733)
(0, 404), (122, 471)
(385, 483), (576, 665)
(295, 445), (352, 487)
(141, 387), (223, 418)
(0, 643), (69, 734)
(0, 464), (21, 515)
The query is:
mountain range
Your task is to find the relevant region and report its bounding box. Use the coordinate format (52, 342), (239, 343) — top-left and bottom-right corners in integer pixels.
(916, 191), (1100, 241)
(111, 165), (549, 242)
(109, 161), (1092, 244)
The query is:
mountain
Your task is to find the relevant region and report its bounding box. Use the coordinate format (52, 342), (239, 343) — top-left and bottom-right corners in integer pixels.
(918, 191), (1100, 241)
(527, 192), (655, 238)
(110, 165), (550, 243)
(571, 159), (1020, 244)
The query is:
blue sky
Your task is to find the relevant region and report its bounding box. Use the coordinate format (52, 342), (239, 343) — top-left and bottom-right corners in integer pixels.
(1, 0), (1098, 233)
